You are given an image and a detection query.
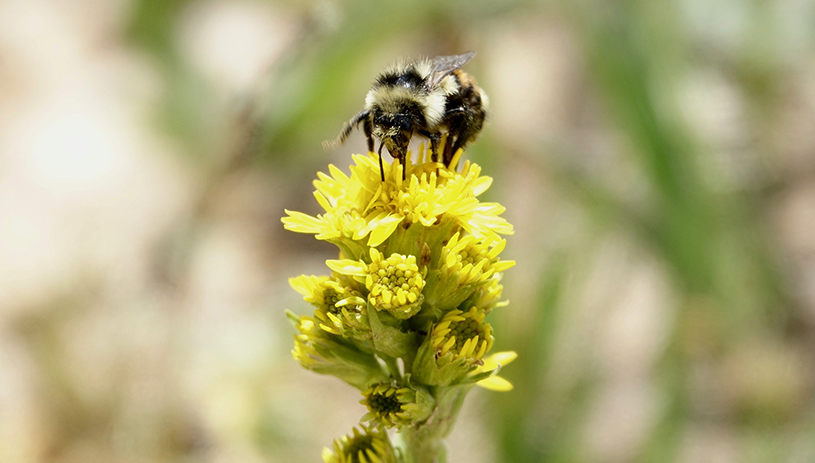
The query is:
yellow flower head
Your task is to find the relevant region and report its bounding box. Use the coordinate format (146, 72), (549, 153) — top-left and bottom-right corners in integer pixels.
(290, 314), (344, 371)
(327, 249), (426, 320)
(322, 424), (396, 463)
(440, 232), (516, 286)
(365, 249), (425, 318)
(431, 306), (493, 363)
(282, 145), (513, 248)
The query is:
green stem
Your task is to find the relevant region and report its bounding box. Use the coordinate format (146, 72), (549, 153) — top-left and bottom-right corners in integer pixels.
(396, 385), (472, 463)
(397, 428), (447, 463)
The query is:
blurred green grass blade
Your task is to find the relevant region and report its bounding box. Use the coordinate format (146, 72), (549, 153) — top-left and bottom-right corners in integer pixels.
(491, 253), (591, 463)
(575, 0), (788, 328)
(126, 0), (224, 158)
(577, 2), (720, 296)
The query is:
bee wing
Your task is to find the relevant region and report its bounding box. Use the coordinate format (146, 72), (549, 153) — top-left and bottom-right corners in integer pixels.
(427, 51), (475, 88)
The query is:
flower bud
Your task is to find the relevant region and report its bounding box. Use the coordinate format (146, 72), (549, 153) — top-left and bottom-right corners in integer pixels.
(322, 424), (397, 463)
(289, 275), (371, 344)
(412, 307), (494, 386)
(360, 382), (435, 428)
(287, 311), (387, 389)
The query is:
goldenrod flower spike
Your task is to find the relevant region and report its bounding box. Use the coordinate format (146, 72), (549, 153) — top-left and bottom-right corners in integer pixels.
(283, 142), (516, 461)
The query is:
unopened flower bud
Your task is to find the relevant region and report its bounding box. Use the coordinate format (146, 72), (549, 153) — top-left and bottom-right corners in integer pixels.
(360, 382), (434, 428)
(322, 424), (397, 463)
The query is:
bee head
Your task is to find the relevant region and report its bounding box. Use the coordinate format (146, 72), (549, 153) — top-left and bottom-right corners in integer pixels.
(374, 113), (412, 131)
(373, 112), (413, 158)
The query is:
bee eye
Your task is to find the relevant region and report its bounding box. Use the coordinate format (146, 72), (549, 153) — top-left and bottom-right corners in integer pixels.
(398, 117), (411, 131)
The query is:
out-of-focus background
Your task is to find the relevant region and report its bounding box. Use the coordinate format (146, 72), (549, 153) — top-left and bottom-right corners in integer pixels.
(2, 0), (814, 461)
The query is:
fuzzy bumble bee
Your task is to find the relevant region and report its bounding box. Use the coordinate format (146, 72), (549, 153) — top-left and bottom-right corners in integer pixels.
(325, 52), (488, 180)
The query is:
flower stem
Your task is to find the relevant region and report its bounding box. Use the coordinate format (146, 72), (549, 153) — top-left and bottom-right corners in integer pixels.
(397, 428), (447, 463)
(396, 385), (473, 463)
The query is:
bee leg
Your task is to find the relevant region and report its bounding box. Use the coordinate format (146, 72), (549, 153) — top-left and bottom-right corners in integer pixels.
(377, 142), (385, 181)
(442, 134), (456, 167)
(418, 130), (441, 164)
(325, 110), (371, 151)
(429, 135), (441, 177)
(449, 124), (480, 170)
(394, 134), (411, 181)
(363, 114), (374, 154)
(440, 106), (472, 167)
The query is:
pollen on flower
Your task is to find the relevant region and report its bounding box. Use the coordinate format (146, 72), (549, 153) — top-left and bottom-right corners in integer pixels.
(365, 249), (425, 319)
(431, 307), (494, 363)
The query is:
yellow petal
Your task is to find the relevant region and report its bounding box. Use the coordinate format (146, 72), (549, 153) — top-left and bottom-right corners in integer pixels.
(281, 210), (323, 234)
(471, 176), (493, 196)
(481, 351), (518, 371)
(493, 260), (516, 272)
(288, 275), (324, 296)
(367, 214), (403, 247)
(477, 375), (514, 391)
(326, 259), (367, 276)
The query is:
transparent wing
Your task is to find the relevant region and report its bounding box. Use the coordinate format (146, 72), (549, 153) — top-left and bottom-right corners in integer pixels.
(427, 51), (475, 88)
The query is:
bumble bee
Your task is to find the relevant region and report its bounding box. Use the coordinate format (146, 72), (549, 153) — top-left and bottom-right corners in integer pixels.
(325, 51), (488, 180)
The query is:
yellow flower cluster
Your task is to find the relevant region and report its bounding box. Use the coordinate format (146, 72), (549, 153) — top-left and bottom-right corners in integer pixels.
(282, 148), (512, 248)
(366, 250), (425, 316)
(327, 249), (426, 319)
(284, 144), (517, 459)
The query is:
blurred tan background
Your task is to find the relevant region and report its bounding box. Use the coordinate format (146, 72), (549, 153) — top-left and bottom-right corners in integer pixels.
(1, 0), (815, 462)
